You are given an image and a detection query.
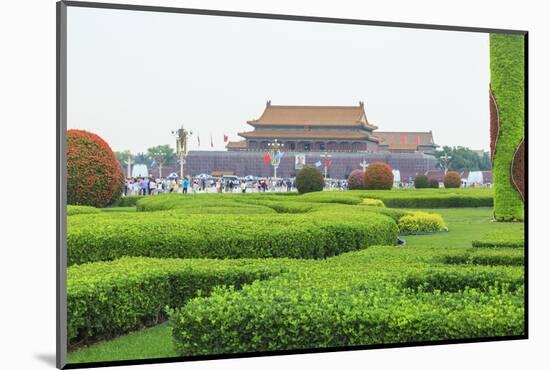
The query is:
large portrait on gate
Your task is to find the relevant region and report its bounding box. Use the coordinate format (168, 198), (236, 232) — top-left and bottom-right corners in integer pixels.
(57, 2), (527, 368)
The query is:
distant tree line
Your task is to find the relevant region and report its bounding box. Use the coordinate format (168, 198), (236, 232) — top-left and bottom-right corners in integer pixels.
(434, 146), (491, 172)
(115, 144), (176, 169)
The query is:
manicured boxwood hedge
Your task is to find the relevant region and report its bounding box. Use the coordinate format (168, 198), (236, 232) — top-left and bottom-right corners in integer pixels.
(67, 257), (298, 346)
(472, 229), (524, 249)
(67, 208), (398, 265)
(169, 265), (524, 356)
(490, 34), (525, 221)
(441, 248), (524, 266)
(111, 195), (144, 207)
(67, 205), (100, 216)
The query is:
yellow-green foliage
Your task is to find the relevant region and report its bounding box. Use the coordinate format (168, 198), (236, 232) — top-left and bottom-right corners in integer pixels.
(362, 198), (385, 207)
(398, 212), (446, 234)
(67, 205), (100, 216)
(490, 34), (525, 221)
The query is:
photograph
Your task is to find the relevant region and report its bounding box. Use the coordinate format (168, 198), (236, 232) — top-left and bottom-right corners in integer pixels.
(58, 2), (526, 368)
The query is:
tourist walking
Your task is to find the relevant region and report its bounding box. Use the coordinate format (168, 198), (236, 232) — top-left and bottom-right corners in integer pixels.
(183, 177), (189, 194)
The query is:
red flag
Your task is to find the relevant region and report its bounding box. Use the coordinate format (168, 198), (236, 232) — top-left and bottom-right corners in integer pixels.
(263, 151), (271, 164)
(197, 135), (200, 147)
(210, 134), (213, 148)
(223, 134), (228, 143)
(402, 134), (407, 144)
(415, 135), (420, 145)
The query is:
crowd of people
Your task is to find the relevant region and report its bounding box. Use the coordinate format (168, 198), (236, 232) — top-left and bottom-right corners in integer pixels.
(123, 176), (334, 196)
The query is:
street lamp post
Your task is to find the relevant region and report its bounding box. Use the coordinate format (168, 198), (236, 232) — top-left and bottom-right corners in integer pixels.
(440, 153), (452, 174)
(151, 152), (166, 178)
(124, 154), (134, 178)
(172, 126), (192, 179)
(320, 152), (332, 179)
(359, 158), (369, 172)
(267, 139), (284, 179)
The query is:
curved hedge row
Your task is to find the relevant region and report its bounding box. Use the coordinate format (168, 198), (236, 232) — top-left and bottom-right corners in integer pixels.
(169, 266), (524, 356)
(67, 205), (100, 216)
(67, 257), (296, 346)
(67, 208), (398, 265)
(472, 229), (524, 249)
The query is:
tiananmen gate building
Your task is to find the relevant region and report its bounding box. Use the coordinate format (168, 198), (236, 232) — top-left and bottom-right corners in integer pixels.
(185, 101), (439, 180)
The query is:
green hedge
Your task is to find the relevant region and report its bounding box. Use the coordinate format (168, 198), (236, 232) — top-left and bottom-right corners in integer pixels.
(490, 34), (525, 221)
(169, 270), (523, 356)
(472, 229), (524, 248)
(111, 195), (144, 207)
(441, 248), (524, 266)
(67, 208), (398, 265)
(402, 266), (524, 293)
(67, 205), (100, 216)
(67, 257), (296, 346)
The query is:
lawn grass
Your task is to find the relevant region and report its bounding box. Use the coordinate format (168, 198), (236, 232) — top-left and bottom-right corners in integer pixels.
(67, 206), (524, 363)
(67, 323), (176, 363)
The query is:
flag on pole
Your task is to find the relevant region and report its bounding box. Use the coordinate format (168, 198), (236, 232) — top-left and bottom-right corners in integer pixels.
(223, 134), (228, 143)
(210, 134), (213, 148)
(197, 135), (200, 147)
(415, 135), (420, 145)
(274, 151), (284, 161)
(263, 152), (271, 164)
(402, 134), (407, 144)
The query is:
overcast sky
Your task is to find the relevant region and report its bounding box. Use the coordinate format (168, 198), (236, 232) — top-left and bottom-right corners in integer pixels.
(67, 6), (490, 154)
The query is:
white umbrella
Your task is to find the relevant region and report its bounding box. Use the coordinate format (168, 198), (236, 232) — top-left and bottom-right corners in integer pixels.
(167, 172), (179, 179)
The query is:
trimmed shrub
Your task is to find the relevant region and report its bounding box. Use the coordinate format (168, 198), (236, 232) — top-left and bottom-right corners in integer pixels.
(296, 167), (324, 194)
(364, 162), (393, 190)
(398, 212), (446, 234)
(429, 179), (440, 188)
(111, 195), (144, 207)
(67, 257), (294, 346)
(67, 129), (123, 207)
(490, 34), (525, 221)
(67, 205), (100, 216)
(362, 198), (385, 207)
(414, 175), (430, 189)
(67, 209), (398, 265)
(170, 269), (524, 356)
(402, 266), (524, 293)
(347, 169), (366, 190)
(472, 230), (524, 248)
(442, 249), (524, 266)
(444, 171), (461, 188)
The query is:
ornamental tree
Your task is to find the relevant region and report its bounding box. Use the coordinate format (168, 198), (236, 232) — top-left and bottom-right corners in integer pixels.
(67, 129), (124, 207)
(443, 171), (461, 188)
(364, 162), (393, 190)
(347, 169), (366, 190)
(296, 167), (324, 194)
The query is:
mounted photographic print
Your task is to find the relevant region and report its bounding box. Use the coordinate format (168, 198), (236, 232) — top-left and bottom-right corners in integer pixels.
(56, 1), (528, 368)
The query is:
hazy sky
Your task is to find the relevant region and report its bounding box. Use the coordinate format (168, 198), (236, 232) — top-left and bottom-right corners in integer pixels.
(67, 6), (490, 153)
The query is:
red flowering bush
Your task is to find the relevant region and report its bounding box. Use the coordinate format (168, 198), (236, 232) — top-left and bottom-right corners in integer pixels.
(364, 162), (393, 190)
(347, 169), (366, 190)
(67, 129), (124, 207)
(443, 171), (461, 189)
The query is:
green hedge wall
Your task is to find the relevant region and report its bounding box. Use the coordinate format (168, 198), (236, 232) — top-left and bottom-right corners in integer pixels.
(490, 34), (525, 221)
(67, 208), (398, 265)
(110, 195), (144, 207)
(441, 248), (524, 266)
(472, 229), (525, 248)
(67, 257), (296, 346)
(169, 266), (523, 356)
(67, 205), (100, 216)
